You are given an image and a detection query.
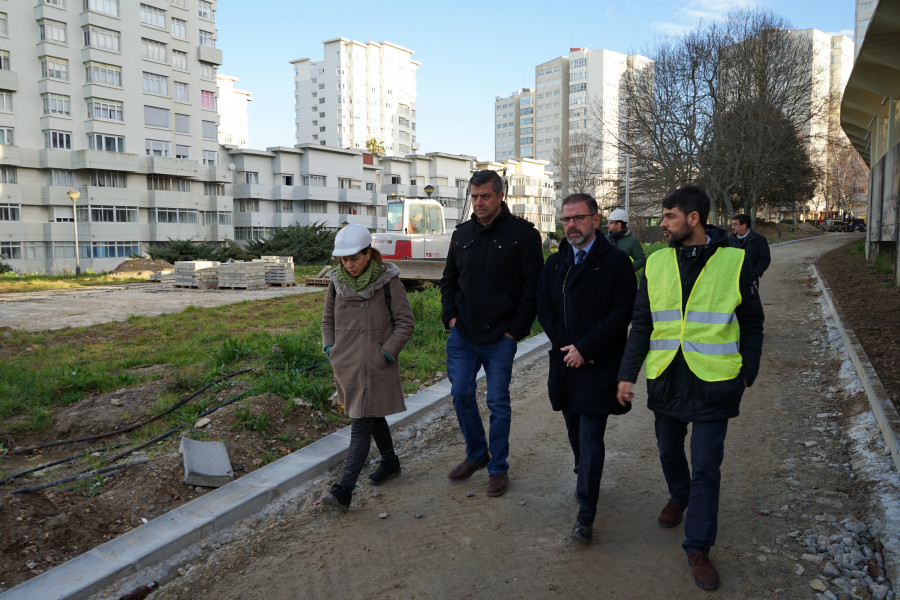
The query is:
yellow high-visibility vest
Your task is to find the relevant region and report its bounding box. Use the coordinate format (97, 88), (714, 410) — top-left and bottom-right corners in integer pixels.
(645, 247), (744, 382)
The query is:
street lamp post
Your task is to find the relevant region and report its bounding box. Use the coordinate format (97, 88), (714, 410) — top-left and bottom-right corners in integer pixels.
(66, 188), (81, 276)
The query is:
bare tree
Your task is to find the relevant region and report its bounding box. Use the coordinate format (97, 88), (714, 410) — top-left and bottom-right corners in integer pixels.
(824, 130), (869, 218)
(552, 134), (605, 200)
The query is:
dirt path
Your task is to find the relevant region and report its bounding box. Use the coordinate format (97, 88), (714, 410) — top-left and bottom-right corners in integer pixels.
(85, 234), (893, 600)
(0, 283), (324, 331)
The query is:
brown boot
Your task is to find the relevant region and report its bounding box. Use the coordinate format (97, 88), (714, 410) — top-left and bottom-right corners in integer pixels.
(687, 552), (719, 590)
(657, 498), (688, 528)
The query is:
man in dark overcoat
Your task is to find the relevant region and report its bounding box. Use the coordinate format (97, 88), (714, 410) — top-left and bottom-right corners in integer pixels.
(537, 193), (637, 544)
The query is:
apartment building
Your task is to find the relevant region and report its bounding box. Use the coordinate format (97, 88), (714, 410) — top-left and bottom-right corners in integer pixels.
(494, 88), (534, 161)
(376, 153), (472, 229)
(217, 74), (251, 148)
(495, 48), (651, 209)
(0, 0), (227, 274)
(290, 38), (419, 155)
(476, 158), (556, 239)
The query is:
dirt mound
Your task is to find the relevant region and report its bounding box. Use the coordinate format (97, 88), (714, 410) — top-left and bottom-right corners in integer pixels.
(755, 220), (822, 239)
(109, 258), (173, 276)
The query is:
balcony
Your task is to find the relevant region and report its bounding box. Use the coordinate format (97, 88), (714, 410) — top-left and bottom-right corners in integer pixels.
(70, 149), (140, 172)
(381, 184), (410, 198)
(198, 45), (223, 65)
(0, 69), (18, 91)
(338, 188), (374, 204)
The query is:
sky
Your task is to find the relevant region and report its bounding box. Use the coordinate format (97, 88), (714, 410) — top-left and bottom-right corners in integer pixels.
(216, 0), (856, 162)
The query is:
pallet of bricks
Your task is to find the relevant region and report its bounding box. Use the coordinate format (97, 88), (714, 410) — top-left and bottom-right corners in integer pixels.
(174, 261), (220, 289)
(218, 261), (267, 290)
(149, 269), (174, 283)
(258, 256), (296, 287)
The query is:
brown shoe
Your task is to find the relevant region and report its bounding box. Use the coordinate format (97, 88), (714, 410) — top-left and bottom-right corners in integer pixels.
(487, 473), (509, 497)
(658, 498), (688, 528)
(687, 552), (719, 590)
(448, 457), (489, 481)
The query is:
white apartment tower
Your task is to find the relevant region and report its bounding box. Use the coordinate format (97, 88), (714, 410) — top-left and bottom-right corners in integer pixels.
(0, 0), (228, 274)
(494, 88), (534, 161)
(291, 38), (419, 155)
(217, 74), (252, 148)
(497, 48), (651, 207)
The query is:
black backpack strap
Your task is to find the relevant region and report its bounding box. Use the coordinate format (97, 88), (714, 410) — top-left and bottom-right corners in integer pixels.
(383, 279), (394, 322)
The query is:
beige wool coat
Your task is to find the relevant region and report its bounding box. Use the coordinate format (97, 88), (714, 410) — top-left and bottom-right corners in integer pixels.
(322, 262), (414, 418)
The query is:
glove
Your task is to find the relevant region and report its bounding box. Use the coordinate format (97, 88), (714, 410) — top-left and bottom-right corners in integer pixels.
(381, 348), (394, 363)
(324, 345), (332, 357)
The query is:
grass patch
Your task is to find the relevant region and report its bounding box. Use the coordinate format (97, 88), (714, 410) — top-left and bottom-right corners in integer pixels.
(0, 272), (145, 294)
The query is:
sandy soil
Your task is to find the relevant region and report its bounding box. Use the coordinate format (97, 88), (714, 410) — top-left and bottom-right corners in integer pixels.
(92, 233), (893, 600)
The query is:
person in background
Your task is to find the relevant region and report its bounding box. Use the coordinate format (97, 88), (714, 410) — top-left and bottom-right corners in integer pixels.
(440, 169), (544, 497)
(607, 208), (646, 273)
(537, 193), (636, 544)
(320, 224), (414, 512)
(617, 186), (764, 590)
(728, 213), (771, 283)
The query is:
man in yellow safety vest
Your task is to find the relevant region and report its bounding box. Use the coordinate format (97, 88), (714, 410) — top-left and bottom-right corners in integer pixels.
(616, 185), (764, 591)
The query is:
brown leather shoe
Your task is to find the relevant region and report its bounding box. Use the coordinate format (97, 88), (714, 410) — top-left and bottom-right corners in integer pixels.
(687, 552), (719, 590)
(658, 498), (688, 528)
(448, 457), (489, 480)
(487, 473), (509, 496)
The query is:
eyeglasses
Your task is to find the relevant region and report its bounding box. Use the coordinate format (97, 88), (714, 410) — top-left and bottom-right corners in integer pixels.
(559, 213), (596, 225)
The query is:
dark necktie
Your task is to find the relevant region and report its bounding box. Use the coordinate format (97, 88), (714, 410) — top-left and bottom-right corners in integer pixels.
(575, 249), (586, 265)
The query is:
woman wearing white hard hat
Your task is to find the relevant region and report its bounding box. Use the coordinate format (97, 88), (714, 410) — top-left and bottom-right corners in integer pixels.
(320, 223), (414, 512)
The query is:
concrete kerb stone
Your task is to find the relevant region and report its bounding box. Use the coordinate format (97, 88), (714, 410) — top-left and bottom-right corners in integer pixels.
(0, 333), (551, 600)
(812, 265), (900, 472)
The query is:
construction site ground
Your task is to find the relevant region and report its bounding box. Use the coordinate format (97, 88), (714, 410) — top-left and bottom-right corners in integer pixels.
(2, 232), (899, 599)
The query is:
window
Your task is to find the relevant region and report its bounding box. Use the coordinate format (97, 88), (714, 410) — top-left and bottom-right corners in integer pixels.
(0, 203), (19, 221)
(41, 56), (69, 80)
(174, 178), (190, 192)
(90, 170), (125, 187)
(83, 25), (120, 51)
(203, 211), (231, 225)
(85, 0), (119, 17)
(143, 105), (169, 128)
(198, 1), (214, 20)
(44, 130), (71, 149)
(175, 144), (190, 159)
(302, 175), (326, 187)
(90, 241), (140, 258)
(172, 49), (188, 71)
(170, 18), (186, 40)
(243, 171), (258, 184)
(39, 19), (68, 45)
(148, 208), (196, 224)
(88, 132), (124, 152)
(1, 242), (22, 260)
(141, 38), (167, 62)
(145, 139), (170, 156)
(199, 30), (215, 48)
(171, 0), (185, 7)
(281, 175), (293, 186)
(275, 200), (293, 213)
(87, 97), (123, 121)
(140, 4), (165, 29)
(234, 199), (259, 212)
(0, 51), (8, 70)
(204, 182), (224, 196)
(202, 150), (217, 165)
(0, 12), (7, 36)
(0, 166), (16, 183)
(199, 62), (216, 80)
(0, 90), (11, 112)
(85, 61), (122, 87)
(173, 81), (188, 101)
(201, 120), (216, 139)
(366, 183), (374, 191)
(200, 90), (216, 110)
(142, 72), (168, 95)
(43, 0), (66, 6)
(48, 169), (74, 187)
(147, 175), (170, 190)
(174, 113), (190, 133)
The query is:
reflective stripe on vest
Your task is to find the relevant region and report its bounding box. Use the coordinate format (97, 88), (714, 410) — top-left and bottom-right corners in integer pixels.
(645, 246), (745, 382)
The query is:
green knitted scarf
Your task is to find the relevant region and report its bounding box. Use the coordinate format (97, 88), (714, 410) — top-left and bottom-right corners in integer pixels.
(336, 261), (382, 292)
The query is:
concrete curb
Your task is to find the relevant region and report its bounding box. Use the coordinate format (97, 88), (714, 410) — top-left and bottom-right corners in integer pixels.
(812, 265), (900, 472)
(0, 334), (551, 600)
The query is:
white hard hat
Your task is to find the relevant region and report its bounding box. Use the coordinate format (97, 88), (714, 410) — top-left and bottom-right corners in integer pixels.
(332, 223), (372, 256)
(608, 208), (628, 223)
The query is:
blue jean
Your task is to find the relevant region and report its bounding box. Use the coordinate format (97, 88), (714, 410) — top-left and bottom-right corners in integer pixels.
(446, 328), (518, 475)
(654, 412), (728, 556)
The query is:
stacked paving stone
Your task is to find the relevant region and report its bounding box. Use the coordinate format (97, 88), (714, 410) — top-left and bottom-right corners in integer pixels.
(149, 269), (174, 283)
(257, 255), (296, 286)
(217, 261), (267, 289)
(174, 261), (220, 288)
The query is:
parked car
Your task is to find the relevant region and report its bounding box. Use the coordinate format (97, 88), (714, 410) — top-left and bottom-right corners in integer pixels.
(821, 219), (844, 232)
(844, 219), (866, 232)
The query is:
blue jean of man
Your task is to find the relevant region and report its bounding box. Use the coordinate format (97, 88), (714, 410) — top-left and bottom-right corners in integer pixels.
(446, 327), (518, 474)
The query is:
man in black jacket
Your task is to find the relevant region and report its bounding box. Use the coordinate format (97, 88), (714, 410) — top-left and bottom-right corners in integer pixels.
(617, 186), (764, 590)
(537, 193), (636, 544)
(729, 214), (770, 283)
(440, 170), (544, 497)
